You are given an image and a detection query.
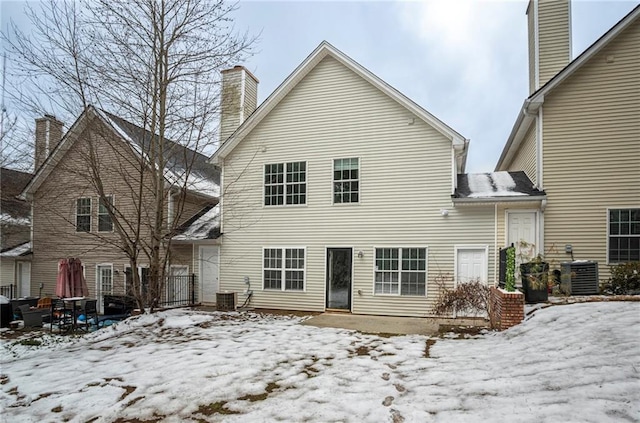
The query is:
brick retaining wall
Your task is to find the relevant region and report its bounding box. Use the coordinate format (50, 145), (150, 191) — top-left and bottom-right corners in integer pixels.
(490, 287), (524, 330)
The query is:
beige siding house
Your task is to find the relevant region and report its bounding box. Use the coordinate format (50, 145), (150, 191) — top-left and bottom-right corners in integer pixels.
(497, 1), (640, 282)
(211, 42), (543, 317)
(20, 108), (220, 310)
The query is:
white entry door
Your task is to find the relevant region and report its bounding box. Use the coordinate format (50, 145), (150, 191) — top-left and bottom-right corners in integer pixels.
(199, 246), (219, 304)
(507, 211), (538, 279)
(456, 248), (487, 285)
(17, 261), (31, 297)
(456, 247), (488, 317)
(96, 265), (113, 314)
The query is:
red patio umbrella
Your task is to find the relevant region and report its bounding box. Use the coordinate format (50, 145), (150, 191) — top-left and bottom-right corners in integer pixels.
(55, 259), (71, 298)
(56, 258), (90, 298)
(69, 258), (89, 297)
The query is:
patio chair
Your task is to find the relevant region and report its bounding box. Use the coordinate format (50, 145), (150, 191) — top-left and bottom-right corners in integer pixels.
(80, 299), (99, 331)
(37, 297), (52, 309)
(19, 305), (47, 328)
(50, 299), (72, 333)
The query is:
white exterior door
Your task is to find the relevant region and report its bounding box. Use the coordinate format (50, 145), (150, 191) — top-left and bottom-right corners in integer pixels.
(456, 248), (487, 285)
(456, 247), (488, 317)
(199, 246), (219, 304)
(17, 261), (31, 297)
(96, 265), (113, 314)
(507, 211), (538, 279)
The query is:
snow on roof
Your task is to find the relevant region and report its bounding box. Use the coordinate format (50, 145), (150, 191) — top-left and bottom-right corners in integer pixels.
(99, 110), (220, 198)
(0, 213), (30, 226)
(173, 204), (220, 241)
(0, 242), (32, 257)
(455, 171), (545, 200)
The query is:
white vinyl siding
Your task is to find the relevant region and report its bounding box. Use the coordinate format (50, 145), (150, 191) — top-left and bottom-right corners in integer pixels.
(541, 22), (640, 280)
(536, 0), (571, 89)
(507, 124), (537, 186)
(219, 55), (494, 316)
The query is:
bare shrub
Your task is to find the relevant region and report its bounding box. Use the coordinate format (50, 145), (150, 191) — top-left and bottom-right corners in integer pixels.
(433, 277), (490, 317)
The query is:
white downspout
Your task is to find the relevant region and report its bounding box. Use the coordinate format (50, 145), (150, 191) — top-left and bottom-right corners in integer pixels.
(537, 105), (544, 190)
(494, 203), (498, 285)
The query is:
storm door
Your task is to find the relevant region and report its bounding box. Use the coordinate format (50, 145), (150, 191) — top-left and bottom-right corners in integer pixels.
(326, 248), (352, 310)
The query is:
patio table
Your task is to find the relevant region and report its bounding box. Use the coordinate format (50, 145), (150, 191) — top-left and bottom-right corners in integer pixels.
(62, 296), (86, 332)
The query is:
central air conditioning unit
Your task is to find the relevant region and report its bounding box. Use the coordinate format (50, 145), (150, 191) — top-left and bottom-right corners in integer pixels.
(216, 291), (237, 311)
(561, 261), (599, 295)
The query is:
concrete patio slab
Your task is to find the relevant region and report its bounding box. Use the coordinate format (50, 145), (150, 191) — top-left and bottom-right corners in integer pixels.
(300, 313), (475, 336)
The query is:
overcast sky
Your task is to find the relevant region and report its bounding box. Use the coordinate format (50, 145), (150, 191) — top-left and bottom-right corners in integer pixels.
(2, 1), (638, 172)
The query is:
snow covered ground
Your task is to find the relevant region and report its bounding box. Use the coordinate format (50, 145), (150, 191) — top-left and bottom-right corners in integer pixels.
(1, 302), (638, 422)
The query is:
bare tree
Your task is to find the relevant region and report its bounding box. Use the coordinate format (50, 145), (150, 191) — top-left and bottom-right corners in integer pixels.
(2, 0), (255, 311)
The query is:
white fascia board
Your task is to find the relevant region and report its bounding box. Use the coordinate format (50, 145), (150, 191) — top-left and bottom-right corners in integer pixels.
(210, 41), (468, 164)
(452, 195), (547, 205)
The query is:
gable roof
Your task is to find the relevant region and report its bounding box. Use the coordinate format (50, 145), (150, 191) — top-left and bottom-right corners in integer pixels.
(496, 5), (640, 170)
(453, 171), (546, 203)
(211, 41), (469, 172)
(21, 106), (220, 200)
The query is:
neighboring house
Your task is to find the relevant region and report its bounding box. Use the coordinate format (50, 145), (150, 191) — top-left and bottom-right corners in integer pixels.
(20, 108), (220, 311)
(0, 167), (33, 297)
(495, 1), (640, 281)
(210, 42), (541, 317)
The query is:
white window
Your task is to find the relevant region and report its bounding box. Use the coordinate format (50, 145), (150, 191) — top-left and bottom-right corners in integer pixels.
(333, 158), (359, 204)
(76, 198), (91, 232)
(264, 161), (306, 206)
(609, 209), (640, 263)
(374, 247), (427, 296)
(263, 248), (305, 291)
(98, 195), (114, 232)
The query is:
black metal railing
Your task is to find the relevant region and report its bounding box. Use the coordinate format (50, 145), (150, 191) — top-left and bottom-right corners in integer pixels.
(159, 274), (197, 308)
(0, 284), (16, 299)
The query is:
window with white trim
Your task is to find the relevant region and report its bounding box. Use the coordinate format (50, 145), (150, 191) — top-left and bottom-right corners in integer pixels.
(375, 247), (426, 295)
(76, 198), (91, 232)
(333, 158), (359, 203)
(264, 161), (306, 206)
(609, 209), (640, 263)
(263, 248), (305, 291)
(98, 195), (114, 232)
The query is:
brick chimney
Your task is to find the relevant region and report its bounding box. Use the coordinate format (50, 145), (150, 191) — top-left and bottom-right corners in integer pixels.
(219, 66), (259, 143)
(34, 115), (64, 170)
(527, 0), (571, 94)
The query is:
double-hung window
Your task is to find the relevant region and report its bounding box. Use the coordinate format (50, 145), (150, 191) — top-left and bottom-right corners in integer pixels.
(374, 247), (427, 295)
(265, 162), (306, 206)
(263, 247), (305, 291)
(609, 209), (640, 263)
(76, 198), (91, 232)
(98, 196), (114, 232)
(333, 158), (359, 203)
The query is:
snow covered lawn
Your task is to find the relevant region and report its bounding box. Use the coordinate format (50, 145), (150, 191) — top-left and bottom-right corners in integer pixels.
(1, 302), (638, 422)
